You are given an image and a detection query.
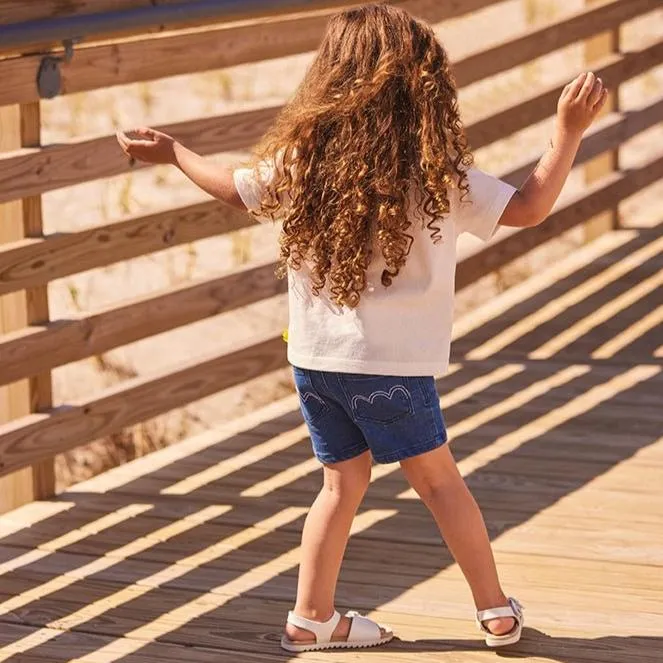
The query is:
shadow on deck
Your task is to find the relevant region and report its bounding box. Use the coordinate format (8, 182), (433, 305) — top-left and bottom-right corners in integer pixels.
(0, 225), (661, 663)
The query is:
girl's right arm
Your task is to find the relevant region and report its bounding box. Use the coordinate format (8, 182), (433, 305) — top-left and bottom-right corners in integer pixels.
(498, 72), (608, 229)
(116, 128), (247, 211)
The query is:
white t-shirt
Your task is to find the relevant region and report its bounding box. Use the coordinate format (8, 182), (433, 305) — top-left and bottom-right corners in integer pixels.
(233, 166), (516, 376)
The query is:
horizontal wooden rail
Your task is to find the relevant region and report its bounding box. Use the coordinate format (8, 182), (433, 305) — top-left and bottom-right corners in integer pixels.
(2, 91), (661, 299)
(2, 36), (661, 206)
(1, 0), (651, 106)
(450, 0), (657, 87)
(468, 37), (663, 149)
(0, 333), (288, 477)
(1, 1), (380, 50)
(457, 149), (663, 290)
(0, 0), (502, 59)
(0, 260), (286, 387)
(0, 106), (279, 205)
(0, 202), (253, 297)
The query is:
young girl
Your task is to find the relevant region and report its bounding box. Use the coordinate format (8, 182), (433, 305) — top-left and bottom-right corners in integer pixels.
(117, 3), (606, 652)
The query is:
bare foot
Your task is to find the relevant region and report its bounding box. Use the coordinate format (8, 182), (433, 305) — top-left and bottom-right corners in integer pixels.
(483, 616), (516, 636)
(284, 613), (391, 645)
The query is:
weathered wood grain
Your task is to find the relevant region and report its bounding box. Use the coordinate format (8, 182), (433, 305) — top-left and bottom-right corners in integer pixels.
(2, 37), (661, 205)
(0, 101), (54, 514)
(583, 0), (621, 242)
(0, 105), (280, 205)
(0, 0), (500, 59)
(0, 0), (652, 107)
(454, 0), (656, 86)
(0, 260), (286, 386)
(0, 200), (254, 296)
(0, 333), (287, 477)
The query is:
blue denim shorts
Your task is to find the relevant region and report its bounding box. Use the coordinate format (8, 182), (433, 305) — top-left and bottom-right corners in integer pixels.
(293, 367), (448, 465)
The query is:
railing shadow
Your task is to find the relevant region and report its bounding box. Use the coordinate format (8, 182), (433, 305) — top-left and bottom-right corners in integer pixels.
(0, 227), (661, 661)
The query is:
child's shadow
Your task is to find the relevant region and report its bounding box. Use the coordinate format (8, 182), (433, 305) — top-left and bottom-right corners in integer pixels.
(389, 628), (661, 661)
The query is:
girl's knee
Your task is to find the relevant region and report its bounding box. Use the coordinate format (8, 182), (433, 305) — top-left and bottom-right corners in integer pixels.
(401, 447), (464, 505)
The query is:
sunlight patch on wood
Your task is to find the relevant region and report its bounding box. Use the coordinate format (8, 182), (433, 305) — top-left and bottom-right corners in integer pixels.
(530, 270), (663, 359)
(467, 234), (663, 360)
(160, 423), (310, 496)
(0, 505), (228, 617)
(456, 365), (661, 477)
(0, 503), (150, 578)
(592, 304), (663, 359)
(57, 509), (396, 663)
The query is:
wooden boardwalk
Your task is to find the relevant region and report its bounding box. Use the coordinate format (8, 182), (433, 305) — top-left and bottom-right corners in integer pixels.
(0, 222), (661, 663)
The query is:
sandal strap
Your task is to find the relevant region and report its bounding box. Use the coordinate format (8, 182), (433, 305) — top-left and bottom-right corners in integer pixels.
(286, 611), (341, 644)
(345, 611), (381, 642)
(477, 598), (523, 626)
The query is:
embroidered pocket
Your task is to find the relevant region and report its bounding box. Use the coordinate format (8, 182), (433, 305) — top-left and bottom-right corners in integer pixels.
(293, 368), (329, 425)
(346, 381), (414, 425)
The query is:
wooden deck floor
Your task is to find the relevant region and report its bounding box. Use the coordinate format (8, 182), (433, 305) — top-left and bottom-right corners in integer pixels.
(1, 224), (661, 663)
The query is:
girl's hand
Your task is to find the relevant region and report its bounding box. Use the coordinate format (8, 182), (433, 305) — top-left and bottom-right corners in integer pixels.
(556, 72), (608, 137)
(116, 127), (177, 165)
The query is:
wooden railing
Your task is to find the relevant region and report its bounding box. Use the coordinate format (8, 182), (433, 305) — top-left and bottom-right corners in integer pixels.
(1, 0), (662, 512)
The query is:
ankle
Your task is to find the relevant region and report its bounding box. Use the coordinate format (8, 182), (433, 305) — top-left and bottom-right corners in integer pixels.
(475, 592), (509, 612)
(293, 605), (335, 622)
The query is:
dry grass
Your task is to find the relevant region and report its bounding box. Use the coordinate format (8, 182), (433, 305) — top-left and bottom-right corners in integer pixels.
(33, 1), (662, 488)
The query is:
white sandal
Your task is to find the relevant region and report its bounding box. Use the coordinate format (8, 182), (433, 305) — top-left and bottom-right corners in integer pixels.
(476, 597), (524, 647)
(281, 609), (394, 652)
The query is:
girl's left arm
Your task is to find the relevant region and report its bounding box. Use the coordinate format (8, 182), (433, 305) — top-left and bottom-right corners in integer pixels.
(116, 127), (247, 211)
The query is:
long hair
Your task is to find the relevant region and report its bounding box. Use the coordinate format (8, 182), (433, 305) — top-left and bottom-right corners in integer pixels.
(252, 3), (472, 308)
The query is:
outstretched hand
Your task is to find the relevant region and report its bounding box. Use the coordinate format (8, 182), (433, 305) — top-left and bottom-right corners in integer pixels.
(557, 72), (608, 136)
(116, 127), (177, 165)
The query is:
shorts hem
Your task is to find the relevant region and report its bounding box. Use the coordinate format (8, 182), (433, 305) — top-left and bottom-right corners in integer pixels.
(372, 434), (448, 465)
(313, 443), (369, 465)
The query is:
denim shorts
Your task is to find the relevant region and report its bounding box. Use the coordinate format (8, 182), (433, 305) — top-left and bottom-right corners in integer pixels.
(293, 367), (448, 465)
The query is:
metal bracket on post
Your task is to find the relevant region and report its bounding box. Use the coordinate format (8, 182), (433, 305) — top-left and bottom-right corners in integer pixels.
(36, 38), (78, 99)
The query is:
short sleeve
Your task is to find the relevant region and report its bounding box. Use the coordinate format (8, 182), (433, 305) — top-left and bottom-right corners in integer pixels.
(233, 163), (276, 222)
(456, 168), (517, 242)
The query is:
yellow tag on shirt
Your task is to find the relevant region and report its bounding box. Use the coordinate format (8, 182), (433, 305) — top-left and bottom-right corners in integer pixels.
(282, 329), (289, 343)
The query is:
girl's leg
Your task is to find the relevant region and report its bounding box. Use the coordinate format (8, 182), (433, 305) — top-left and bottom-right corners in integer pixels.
(286, 450), (376, 643)
(400, 444), (515, 636)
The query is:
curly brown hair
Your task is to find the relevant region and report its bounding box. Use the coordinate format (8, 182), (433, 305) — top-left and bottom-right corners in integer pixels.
(251, 3), (472, 308)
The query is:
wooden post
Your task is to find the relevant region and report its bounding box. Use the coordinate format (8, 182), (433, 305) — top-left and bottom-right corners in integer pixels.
(583, 0), (620, 241)
(0, 102), (54, 514)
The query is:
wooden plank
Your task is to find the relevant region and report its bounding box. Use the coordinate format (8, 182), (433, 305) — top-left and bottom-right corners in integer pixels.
(0, 0), (651, 107)
(0, 333), (287, 477)
(454, 0), (656, 86)
(1, 572), (661, 656)
(0, 102), (53, 515)
(0, 0), (370, 25)
(456, 150), (663, 290)
(583, 0), (621, 241)
(468, 37), (663, 149)
(0, 105), (33, 513)
(0, 0), (199, 25)
(0, 105), (280, 205)
(0, 1), (387, 56)
(1, 36), (661, 206)
(0, 0), (500, 60)
(0, 201), (253, 297)
(0, 260), (286, 386)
